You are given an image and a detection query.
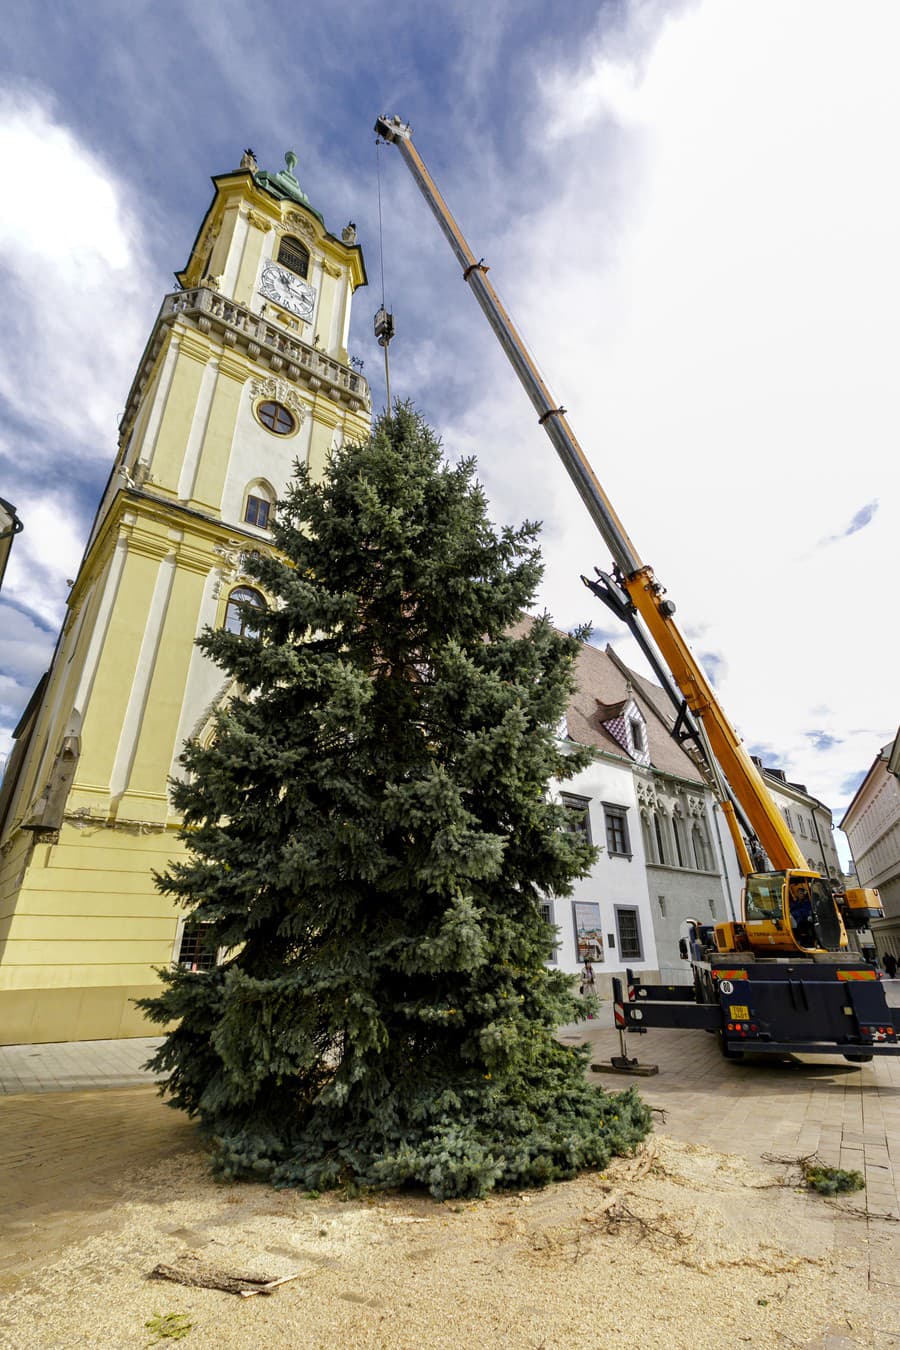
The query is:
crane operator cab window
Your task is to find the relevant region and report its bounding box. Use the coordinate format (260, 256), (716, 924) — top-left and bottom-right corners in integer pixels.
(745, 872), (843, 951)
(787, 878), (816, 949)
(744, 873), (786, 923)
(788, 875), (842, 951)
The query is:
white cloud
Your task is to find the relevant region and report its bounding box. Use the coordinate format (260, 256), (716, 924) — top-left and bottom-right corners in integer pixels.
(0, 606), (57, 774)
(0, 88), (159, 454)
(433, 0), (899, 859)
(0, 91), (161, 738)
(0, 484), (86, 625)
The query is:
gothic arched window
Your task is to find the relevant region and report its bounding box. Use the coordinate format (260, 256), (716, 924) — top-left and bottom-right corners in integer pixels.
(277, 235), (309, 278)
(641, 812), (655, 863)
(672, 814), (686, 868)
(692, 822), (712, 871)
(653, 811), (668, 866)
(224, 585), (265, 637)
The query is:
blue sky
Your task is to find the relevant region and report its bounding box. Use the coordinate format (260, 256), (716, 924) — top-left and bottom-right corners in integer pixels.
(1, 0), (897, 865)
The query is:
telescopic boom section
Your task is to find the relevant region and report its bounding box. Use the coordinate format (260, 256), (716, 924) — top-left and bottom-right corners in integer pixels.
(376, 114), (807, 876)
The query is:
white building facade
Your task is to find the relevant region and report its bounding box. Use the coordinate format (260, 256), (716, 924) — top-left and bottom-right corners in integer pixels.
(750, 759), (843, 881)
(544, 638), (736, 994)
(841, 740), (900, 963)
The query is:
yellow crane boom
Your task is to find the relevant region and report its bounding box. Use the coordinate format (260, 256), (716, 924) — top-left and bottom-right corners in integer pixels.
(374, 114), (805, 879)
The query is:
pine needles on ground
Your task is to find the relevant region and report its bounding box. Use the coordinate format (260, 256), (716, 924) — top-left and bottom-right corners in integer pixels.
(801, 1160), (864, 1196)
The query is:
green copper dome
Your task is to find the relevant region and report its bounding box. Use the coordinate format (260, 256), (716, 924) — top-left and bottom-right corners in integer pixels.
(254, 151), (324, 225)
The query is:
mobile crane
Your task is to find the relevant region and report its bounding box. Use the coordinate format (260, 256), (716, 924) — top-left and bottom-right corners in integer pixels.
(375, 114), (898, 1062)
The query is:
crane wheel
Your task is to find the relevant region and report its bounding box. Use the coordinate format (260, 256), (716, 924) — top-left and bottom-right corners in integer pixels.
(842, 1053), (873, 1063)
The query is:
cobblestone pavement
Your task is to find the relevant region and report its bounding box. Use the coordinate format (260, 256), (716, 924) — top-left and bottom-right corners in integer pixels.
(0, 1086), (198, 1286)
(1, 1012), (898, 1322)
(570, 1021), (900, 1220)
(565, 1011), (900, 1326)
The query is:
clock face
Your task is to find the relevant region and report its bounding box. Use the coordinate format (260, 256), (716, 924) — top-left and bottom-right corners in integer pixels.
(259, 260), (316, 321)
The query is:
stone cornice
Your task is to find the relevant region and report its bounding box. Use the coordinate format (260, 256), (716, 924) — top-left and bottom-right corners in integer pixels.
(177, 332), (212, 364)
(119, 523), (174, 564)
(119, 285), (370, 447)
(67, 489), (277, 610)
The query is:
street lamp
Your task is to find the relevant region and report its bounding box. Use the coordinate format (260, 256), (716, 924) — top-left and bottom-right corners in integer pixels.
(0, 497), (23, 594)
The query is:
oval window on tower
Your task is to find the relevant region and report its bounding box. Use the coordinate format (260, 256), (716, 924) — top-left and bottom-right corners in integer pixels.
(256, 400), (295, 435)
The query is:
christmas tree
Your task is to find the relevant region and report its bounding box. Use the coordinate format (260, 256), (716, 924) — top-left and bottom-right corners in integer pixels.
(140, 405), (650, 1198)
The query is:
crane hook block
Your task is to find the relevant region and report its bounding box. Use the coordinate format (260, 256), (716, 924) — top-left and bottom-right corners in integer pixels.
(374, 306), (395, 348)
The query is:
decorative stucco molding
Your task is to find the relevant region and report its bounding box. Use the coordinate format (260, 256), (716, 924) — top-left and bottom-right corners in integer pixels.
(248, 376), (309, 423)
(284, 211), (316, 240)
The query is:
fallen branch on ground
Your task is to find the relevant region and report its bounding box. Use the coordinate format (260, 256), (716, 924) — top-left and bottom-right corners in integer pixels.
(761, 1152), (865, 1196)
(149, 1261), (303, 1298)
(822, 1199), (899, 1223)
(597, 1197), (692, 1246)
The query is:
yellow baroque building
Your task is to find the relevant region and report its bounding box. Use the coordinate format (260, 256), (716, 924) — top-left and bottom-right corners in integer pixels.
(0, 150), (371, 1043)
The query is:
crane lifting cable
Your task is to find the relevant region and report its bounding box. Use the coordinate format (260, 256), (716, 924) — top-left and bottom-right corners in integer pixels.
(373, 136), (395, 415)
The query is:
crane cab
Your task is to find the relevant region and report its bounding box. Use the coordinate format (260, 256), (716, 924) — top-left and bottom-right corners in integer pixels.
(715, 870), (849, 956)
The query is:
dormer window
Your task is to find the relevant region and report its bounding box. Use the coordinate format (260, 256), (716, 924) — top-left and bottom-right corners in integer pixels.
(277, 235), (309, 278)
(596, 690), (649, 766)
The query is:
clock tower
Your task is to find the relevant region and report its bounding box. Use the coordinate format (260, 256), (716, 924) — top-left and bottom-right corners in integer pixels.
(0, 150), (371, 1043)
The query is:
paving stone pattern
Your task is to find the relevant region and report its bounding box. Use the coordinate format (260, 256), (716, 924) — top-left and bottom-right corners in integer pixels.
(579, 1022), (900, 1221)
(0, 1036), (162, 1094)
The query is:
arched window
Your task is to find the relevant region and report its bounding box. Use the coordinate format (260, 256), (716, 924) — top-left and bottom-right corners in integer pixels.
(653, 811), (668, 866)
(692, 822), (712, 871)
(277, 235), (309, 278)
(672, 814), (685, 867)
(224, 586), (265, 637)
(244, 482), (275, 530)
(641, 812), (655, 863)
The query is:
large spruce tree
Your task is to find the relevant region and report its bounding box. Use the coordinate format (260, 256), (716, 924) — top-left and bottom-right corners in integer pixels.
(141, 405), (650, 1198)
